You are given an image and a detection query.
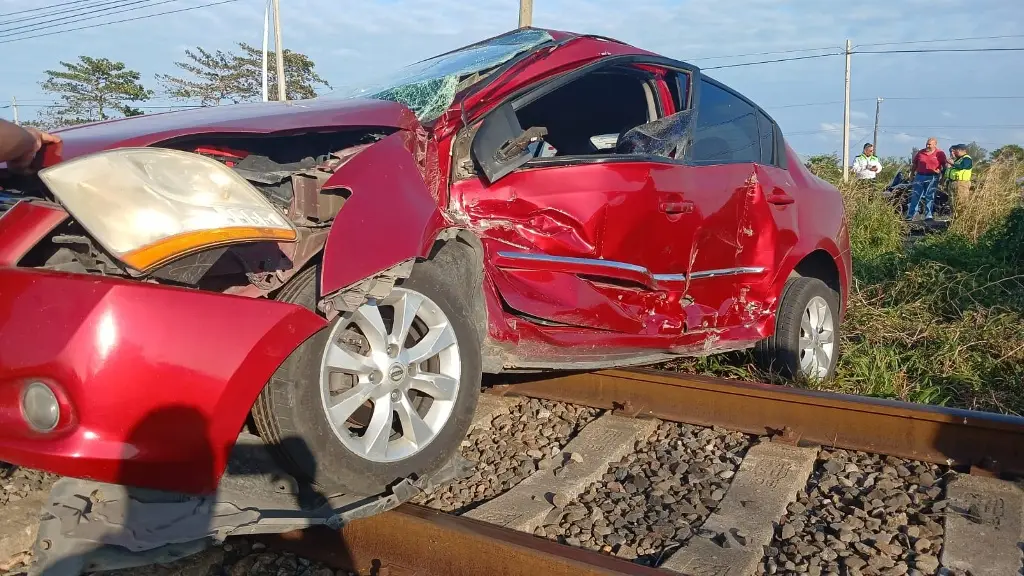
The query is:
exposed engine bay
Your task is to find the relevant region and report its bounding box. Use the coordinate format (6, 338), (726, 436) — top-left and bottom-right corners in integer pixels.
(4, 127), (394, 297)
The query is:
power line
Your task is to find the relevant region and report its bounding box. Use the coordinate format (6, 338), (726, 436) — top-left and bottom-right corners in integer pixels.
(766, 95), (1024, 109)
(0, 103), (205, 109)
(703, 52), (841, 70)
(0, 0), (177, 36)
(882, 125), (1024, 130)
(689, 46), (840, 62)
(0, 0), (108, 19)
(1, 0), (145, 26)
(0, 0), (241, 43)
(855, 47), (1024, 55)
(856, 34), (1024, 49)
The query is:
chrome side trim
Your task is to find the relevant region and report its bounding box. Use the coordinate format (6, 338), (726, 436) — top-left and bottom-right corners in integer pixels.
(496, 251), (649, 275)
(496, 251), (764, 283)
(666, 267), (766, 280)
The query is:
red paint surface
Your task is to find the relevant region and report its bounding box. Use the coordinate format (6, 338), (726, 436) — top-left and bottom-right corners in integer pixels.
(319, 131), (447, 297)
(0, 201), (69, 266)
(42, 98), (420, 165)
(0, 267), (325, 493)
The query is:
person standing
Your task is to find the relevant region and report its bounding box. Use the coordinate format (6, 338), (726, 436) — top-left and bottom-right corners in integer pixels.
(906, 137), (947, 221)
(946, 143), (973, 204)
(852, 143), (883, 180)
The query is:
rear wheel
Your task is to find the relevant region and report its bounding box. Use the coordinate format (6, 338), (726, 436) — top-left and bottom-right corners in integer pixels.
(755, 276), (840, 382)
(253, 251), (481, 495)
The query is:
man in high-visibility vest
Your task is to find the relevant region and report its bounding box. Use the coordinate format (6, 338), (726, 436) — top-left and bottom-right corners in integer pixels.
(946, 143), (973, 205)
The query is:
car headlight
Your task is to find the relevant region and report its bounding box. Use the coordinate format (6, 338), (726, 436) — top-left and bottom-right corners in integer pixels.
(38, 147), (298, 273)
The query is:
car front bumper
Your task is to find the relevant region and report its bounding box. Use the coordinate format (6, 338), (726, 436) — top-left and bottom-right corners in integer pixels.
(0, 266), (326, 494)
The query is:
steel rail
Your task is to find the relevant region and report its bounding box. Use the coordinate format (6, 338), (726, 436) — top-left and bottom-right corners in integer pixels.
(491, 368), (1024, 476)
(264, 368), (1024, 575)
(269, 504), (667, 575)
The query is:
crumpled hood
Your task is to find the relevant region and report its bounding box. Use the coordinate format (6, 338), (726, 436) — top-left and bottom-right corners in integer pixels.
(44, 97), (421, 164)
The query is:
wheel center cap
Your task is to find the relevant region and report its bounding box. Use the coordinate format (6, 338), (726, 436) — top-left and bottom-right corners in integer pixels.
(387, 363), (407, 383)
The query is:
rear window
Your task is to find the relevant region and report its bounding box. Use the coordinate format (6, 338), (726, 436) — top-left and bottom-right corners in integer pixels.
(690, 79), (759, 165)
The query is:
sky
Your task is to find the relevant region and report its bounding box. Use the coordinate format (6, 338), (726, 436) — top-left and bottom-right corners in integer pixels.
(2, 0), (1023, 159)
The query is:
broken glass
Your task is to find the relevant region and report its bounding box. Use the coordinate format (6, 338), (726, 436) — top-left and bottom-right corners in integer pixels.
(328, 29), (554, 123)
(615, 109), (695, 160)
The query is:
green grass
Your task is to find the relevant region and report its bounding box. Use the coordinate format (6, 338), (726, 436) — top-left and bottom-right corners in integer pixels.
(658, 157), (1024, 416)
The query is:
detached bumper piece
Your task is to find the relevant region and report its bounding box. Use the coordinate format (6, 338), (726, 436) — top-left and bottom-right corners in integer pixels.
(29, 434), (474, 576)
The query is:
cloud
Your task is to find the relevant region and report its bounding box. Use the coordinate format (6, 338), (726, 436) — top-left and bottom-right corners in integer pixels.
(892, 132), (916, 143)
(941, 111), (954, 118)
(818, 121), (869, 142)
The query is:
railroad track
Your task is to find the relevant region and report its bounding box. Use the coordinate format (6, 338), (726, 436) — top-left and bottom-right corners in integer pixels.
(257, 369), (1024, 576)
(3, 369), (1020, 576)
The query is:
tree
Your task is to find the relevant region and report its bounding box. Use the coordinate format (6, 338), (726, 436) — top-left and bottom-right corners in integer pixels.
(37, 56), (153, 128)
(157, 43), (331, 105)
(991, 144), (1024, 162)
(964, 141), (988, 164)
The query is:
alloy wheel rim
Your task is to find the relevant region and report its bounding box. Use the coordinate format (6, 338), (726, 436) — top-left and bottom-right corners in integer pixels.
(319, 287), (461, 463)
(798, 295), (835, 380)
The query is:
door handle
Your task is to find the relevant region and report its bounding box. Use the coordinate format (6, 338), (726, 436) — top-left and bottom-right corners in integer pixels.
(766, 188), (795, 205)
(659, 200), (694, 214)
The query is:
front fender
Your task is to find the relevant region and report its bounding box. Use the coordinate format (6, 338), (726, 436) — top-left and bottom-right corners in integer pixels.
(319, 131), (447, 297)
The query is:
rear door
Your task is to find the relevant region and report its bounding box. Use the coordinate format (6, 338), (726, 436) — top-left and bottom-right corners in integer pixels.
(673, 78), (785, 329)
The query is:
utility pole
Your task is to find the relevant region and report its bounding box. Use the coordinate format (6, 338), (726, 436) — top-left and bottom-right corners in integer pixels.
(11, 97), (18, 125)
(873, 97), (883, 155)
(519, 0), (532, 28)
(262, 0), (270, 102)
(841, 39), (852, 183)
(272, 0), (286, 101)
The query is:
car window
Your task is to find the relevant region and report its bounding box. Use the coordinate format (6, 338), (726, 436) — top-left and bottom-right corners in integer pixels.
(667, 70), (691, 111)
(690, 79), (759, 165)
(756, 109), (775, 166)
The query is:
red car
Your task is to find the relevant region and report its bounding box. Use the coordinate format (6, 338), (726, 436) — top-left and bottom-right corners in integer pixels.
(0, 28), (850, 499)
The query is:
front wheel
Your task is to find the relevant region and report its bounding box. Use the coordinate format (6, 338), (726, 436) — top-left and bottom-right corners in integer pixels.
(755, 276), (840, 382)
(253, 253), (481, 495)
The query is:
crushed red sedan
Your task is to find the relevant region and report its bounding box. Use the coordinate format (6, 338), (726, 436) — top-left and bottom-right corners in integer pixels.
(0, 26), (849, 543)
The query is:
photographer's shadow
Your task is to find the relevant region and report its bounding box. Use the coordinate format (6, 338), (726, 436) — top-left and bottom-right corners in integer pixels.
(31, 405), (355, 576)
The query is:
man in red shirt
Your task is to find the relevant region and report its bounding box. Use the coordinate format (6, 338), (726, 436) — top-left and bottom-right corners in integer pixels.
(906, 137), (948, 221)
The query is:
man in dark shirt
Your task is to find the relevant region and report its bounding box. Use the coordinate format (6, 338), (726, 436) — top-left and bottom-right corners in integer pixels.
(0, 118), (61, 173)
(906, 137), (947, 221)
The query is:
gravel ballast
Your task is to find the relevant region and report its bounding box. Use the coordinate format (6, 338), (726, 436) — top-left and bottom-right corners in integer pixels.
(0, 464), (56, 507)
(758, 448), (948, 576)
(412, 398), (601, 514)
(540, 421), (752, 566)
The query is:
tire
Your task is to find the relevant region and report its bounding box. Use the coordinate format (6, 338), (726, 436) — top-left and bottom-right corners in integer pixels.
(253, 247), (482, 496)
(754, 276), (840, 382)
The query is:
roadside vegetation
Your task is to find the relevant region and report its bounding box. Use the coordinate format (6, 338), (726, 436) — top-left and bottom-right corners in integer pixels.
(661, 151), (1024, 415)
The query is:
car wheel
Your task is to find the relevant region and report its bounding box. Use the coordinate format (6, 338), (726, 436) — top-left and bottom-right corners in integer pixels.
(755, 276), (840, 382)
(253, 252), (481, 495)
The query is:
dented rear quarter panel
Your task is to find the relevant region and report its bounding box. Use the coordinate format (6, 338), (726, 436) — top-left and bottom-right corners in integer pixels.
(779, 143), (851, 309)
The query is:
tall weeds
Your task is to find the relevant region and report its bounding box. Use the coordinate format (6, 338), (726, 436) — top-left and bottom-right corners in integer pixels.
(950, 158), (1024, 242)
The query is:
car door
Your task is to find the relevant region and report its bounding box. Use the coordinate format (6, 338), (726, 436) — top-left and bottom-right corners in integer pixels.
(676, 79), (790, 330)
(451, 61), (701, 336)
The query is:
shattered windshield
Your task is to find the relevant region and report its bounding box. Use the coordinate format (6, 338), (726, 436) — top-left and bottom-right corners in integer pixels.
(328, 28), (554, 123)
